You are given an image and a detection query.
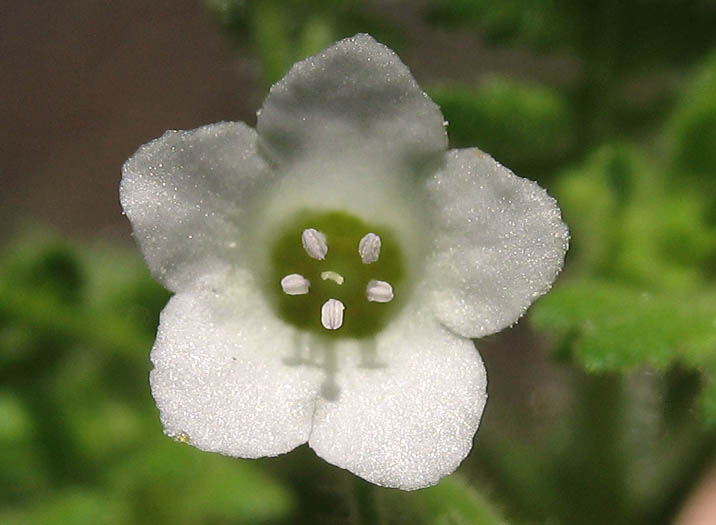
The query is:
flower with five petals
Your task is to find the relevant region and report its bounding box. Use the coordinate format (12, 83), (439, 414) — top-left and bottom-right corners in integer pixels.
(120, 34), (568, 490)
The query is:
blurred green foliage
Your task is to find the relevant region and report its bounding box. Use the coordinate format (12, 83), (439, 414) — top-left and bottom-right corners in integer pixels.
(430, 78), (574, 177)
(427, 0), (716, 68)
(376, 476), (505, 524)
(207, 0), (404, 87)
(3, 0), (716, 523)
(667, 49), (716, 213)
(532, 96), (716, 421)
(0, 235), (295, 524)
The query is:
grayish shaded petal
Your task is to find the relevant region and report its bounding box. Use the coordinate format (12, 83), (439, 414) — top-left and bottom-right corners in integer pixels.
(120, 122), (269, 292)
(257, 34), (447, 177)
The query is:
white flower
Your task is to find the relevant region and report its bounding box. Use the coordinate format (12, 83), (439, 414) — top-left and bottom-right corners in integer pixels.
(120, 34), (568, 490)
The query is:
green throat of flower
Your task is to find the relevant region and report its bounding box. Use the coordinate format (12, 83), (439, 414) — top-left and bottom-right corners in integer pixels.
(268, 210), (405, 338)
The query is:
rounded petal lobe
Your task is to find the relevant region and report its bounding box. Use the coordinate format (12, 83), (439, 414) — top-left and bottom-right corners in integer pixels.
(120, 122), (269, 292)
(308, 305), (487, 490)
(427, 148), (569, 338)
(150, 271), (322, 458)
(257, 34), (447, 176)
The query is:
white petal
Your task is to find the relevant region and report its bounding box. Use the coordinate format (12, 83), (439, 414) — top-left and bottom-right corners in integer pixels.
(150, 270), (322, 458)
(426, 148), (569, 338)
(309, 304), (487, 490)
(257, 34), (447, 176)
(120, 122), (269, 292)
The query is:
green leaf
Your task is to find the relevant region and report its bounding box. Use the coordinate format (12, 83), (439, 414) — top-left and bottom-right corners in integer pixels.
(0, 233), (167, 363)
(430, 78), (573, 177)
(698, 373), (716, 427)
(667, 49), (716, 205)
(556, 145), (716, 290)
(426, 0), (716, 70)
(0, 488), (129, 525)
(420, 477), (505, 525)
(208, 0), (375, 89)
(531, 279), (716, 421)
(1, 236), (85, 305)
(377, 476), (505, 525)
(108, 442), (294, 524)
(253, 1), (294, 86)
(425, 0), (568, 50)
(533, 280), (716, 370)
(298, 14), (334, 58)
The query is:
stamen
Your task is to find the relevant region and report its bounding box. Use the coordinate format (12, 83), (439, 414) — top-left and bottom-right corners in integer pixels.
(320, 271), (344, 285)
(321, 298), (345, 330)
(366, 280), (394, 303)
(280, 273), (310, 295)
(302, 228), (328, 260)
(358, 232), (381, 264)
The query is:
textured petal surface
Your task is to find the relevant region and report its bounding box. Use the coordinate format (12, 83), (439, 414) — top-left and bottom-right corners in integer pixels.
(308, 302), (487, 490)
(426, 148), (569, 338)
(257, 34), (447, 176)
(120, 122), (269, 292)
(150, 270), (322, 458)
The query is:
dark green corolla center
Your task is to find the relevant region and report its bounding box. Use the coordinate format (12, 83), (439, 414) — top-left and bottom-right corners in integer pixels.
(268, 210), (405, 338)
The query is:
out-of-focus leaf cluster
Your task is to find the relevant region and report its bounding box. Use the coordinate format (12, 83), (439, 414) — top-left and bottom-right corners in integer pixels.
(206, 0), (404, 87)
(430, 78), (574, 177)
(532, 55), (716, 423)
(427, 0), (716, 68)
(668, 50), (716, 212)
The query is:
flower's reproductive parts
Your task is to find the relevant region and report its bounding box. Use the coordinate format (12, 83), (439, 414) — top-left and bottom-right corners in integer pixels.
(271, 211), (403, 337)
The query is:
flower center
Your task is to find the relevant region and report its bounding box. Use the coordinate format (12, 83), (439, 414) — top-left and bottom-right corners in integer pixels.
(268, 210), (405, 338)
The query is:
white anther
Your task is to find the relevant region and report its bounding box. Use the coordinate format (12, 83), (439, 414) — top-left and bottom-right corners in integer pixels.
(366, 280), (394, 303)
(358, 232), (381, 264)
(321, 298), (345, 330)
(302, 228), (328, 260)
(280, 273), (310, 295)
(321, 271), (344, 285)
